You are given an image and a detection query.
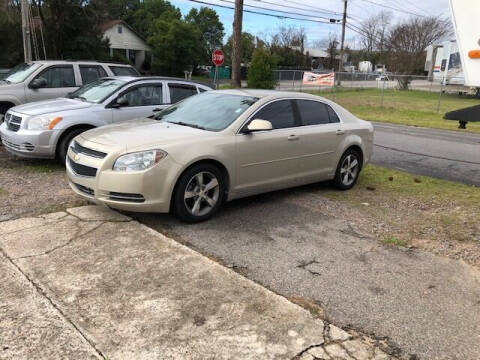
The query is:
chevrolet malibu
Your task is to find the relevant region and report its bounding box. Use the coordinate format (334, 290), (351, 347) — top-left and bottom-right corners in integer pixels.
(66, 90), (374, 222)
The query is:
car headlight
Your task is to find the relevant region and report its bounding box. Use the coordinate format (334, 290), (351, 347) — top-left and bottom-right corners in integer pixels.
(27, 116), (63, 130)
(113, 150), (167, 172)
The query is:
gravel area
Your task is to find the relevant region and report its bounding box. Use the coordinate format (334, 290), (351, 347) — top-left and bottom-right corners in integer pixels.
(0, 146), (87, 221)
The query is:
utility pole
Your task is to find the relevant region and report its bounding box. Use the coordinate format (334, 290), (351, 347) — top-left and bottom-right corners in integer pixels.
(21, 0), (32, 62)
(231, 0), (243, 88)
(338, 0), (347, 74)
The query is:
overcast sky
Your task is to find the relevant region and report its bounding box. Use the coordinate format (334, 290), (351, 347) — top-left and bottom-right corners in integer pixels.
(171, 0), (451, 47)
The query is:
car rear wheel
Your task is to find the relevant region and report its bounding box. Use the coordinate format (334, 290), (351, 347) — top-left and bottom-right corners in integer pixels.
(332, 149), (361, 190)
(173, 164), (225, 222)
(57, 128), (89, 166)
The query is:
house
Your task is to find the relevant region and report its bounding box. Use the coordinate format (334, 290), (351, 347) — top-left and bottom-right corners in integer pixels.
(100, 20), (152, 71)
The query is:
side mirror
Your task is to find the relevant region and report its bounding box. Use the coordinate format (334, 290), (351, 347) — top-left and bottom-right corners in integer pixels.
(112, 96), (129, 108)
(245, 119), (273, 133)
(30, 78), (47, 89)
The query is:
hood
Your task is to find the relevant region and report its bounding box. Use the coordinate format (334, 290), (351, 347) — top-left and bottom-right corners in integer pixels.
(12, 98), (92, 116)
(79, 120), (210, 151)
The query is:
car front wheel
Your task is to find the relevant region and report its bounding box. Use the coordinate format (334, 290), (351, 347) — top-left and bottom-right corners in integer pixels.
(173, 164), (225, 222)
(332, 149), (361, 190)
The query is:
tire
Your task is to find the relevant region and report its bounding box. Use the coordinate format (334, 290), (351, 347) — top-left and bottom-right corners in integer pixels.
(173, 163), (225, 222)
(332, 148), (362, 190)
(56, 128), (89, 166)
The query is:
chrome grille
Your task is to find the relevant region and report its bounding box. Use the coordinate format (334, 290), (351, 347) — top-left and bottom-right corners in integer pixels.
(108, 192), (145, 203)
(71, 141), (107, 159)
(67, 156), (97, 177)
(5, 113), (22, 132)
(2, 139), (34, 152)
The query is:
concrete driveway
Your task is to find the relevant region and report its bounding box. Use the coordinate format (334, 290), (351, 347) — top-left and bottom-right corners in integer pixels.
(136, 188), (480, 360)
(0, 206), (389, 360)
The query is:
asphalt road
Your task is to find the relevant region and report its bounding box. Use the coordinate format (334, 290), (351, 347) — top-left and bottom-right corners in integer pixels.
(372, 122), (480, 186)
(136, 188), (480, 360)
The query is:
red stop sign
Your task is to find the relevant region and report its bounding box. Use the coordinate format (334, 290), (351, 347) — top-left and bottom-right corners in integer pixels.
(212, 50), (224, 66)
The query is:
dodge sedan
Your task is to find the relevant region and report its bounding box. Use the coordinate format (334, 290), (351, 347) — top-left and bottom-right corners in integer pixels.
(66, 90), (374, 222)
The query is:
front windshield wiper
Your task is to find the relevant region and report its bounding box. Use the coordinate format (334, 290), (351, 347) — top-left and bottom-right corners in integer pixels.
(169, 121), (207, 130)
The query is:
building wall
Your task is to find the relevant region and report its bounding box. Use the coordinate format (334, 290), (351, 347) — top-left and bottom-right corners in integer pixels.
(103, 24), (151, 52)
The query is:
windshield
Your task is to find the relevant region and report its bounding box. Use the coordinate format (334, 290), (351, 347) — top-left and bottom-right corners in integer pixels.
(67, 78), (126, 103)
(4, 63), (42, 84)
(155, 92), (258, 131)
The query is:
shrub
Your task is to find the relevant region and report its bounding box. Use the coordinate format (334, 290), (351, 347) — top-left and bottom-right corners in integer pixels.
(247, 48), (277, 89)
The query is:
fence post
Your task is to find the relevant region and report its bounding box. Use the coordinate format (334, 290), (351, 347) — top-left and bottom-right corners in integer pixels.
(381, 77), (385, 107)
(292, 71), (295, 90)
(300, 71), (303, 92)
(437, 79), (444, 113)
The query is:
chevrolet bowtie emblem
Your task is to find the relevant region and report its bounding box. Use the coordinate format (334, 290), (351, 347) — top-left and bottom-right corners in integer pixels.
(74, 154), (80, 161)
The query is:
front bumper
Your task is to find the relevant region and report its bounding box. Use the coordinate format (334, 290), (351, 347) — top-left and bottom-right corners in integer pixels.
(0, 122), (58, 159)
(66, 141), (181, 213)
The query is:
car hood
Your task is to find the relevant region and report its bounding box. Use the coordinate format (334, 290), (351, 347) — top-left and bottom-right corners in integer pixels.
(12, 98), (92, 116)
(79, 119), (210, 151)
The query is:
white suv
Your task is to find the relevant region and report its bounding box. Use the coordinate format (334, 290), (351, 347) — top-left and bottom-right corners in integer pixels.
(0, 61), (139, 116)
(0, 76), (211, 163)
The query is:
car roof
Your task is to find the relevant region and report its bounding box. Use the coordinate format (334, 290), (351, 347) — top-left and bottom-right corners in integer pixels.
(212, 89), (325, 100)
(30, 60), (134, 66)
(100, 76), (212, 87)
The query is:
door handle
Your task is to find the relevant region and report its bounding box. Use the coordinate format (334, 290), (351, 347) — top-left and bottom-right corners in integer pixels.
(287, 134), (299, 141)
(336, 129), (345, 135)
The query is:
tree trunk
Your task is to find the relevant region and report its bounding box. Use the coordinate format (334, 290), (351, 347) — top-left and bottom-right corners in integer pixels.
(231, 0), (243, 88)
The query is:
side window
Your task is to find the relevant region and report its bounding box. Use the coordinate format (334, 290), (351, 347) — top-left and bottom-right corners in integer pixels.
(122, 85), (163, 107)
(198, 87), (208, 93)
(79, 66), (107, 85)
(34, 66), (75, 88)
(109, 66), (139, 76)
(254, 100), (296, 129)
(168, 83), (198, 103)
(296, 100), (330, 126)
(327, 105), (340, 123)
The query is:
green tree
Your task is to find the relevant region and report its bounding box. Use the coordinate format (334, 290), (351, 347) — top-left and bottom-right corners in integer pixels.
(224, 32), (256, 65)
(148, 18), (201, 76)
(0, 7), (23, 67)
(247, 47), (277, 89)
(185, 7), (224, 66)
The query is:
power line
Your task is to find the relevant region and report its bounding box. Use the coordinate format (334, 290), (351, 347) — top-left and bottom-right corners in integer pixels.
(358, 0), (426, 18)
(245, 0), (343, 17)
(279, 0), (344, 16)
(185, 0), (341, 24)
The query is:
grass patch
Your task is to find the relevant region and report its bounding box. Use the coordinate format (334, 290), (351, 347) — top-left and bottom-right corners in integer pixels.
(383, 236), (408, 247)
(324, 164), (480, 248)
(310, 88), (480, 133)
(18, 161), (63, 173)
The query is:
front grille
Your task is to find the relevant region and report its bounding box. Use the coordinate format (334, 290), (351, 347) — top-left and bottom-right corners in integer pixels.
(68, 157), (97, 177)
(71, 141), (107, 159)
(3, 139), (34, 152)
(5, 113), (22, 132)
(74, 183), (94, 196)
(108, 192), (145, 203)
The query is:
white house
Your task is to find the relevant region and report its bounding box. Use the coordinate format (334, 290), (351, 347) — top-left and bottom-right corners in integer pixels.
(100, 20), (152, 71)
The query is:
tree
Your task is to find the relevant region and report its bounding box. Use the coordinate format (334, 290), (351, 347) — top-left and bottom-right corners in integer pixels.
(224, 32), (256, 65)
(0, 4), (22, 67)
(185, 7), (224, 66)
(267, 25), (309, 67)
(148, 18), (201, 76)
(247, 47), (276, 89)
(385, 16), (451, 89)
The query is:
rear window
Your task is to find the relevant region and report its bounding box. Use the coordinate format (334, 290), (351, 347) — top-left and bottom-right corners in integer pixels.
(169, 83), (198, 103)
(296, 100), (330, 126)
(80, 65), (107, 84)
(109, 66), (139, 76)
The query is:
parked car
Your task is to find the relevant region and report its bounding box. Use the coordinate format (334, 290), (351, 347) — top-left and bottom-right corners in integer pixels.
(375, 75), (389, 81)
(0, 60), (139, 117)
(0, 76), (211, 163)
(66, 90), (374, 222)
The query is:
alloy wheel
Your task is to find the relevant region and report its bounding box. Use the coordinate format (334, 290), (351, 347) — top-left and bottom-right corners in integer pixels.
(184, 171), (220, 217)
(340, 154), (359, 186)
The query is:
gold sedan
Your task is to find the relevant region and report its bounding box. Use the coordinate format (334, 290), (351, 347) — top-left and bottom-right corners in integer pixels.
(66, 90), (374, 222)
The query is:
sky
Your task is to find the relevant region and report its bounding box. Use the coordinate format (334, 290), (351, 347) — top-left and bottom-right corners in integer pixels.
(170, 0), (451, 48)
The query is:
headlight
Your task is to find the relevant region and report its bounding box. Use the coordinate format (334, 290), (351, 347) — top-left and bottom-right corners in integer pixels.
(27, 116), (63, 130)
(113, 150), (167, 172)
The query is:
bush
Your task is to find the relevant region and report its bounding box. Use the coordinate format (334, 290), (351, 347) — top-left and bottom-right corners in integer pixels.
(247, 48), (277, 89)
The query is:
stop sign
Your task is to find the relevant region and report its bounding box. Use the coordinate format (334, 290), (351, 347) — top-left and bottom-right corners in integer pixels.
(212, 49), (224, 66)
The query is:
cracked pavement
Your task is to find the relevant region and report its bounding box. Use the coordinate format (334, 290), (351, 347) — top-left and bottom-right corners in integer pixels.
(136, 188), (480, 360)
(0, 206), (392, 359)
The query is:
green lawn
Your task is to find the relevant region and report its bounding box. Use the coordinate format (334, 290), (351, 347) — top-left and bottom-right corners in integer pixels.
(311, 88), (480, 133)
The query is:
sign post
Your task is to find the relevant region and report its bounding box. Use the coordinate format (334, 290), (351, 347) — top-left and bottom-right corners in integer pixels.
(212, 49), (224, 89)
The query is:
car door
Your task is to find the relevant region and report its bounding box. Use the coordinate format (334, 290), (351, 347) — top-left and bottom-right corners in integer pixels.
(111, 83), (165, 123)
(167, 82), (199, 104)
(293, 99), (345, 181)
(234, 99), (302, 195)
(26, 65), (79, 102)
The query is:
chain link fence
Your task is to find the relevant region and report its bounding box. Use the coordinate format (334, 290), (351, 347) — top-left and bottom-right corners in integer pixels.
(273, 70), (474, 113)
